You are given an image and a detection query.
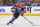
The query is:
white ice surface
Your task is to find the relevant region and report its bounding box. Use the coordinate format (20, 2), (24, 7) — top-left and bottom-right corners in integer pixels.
(0, 16), (40, 27)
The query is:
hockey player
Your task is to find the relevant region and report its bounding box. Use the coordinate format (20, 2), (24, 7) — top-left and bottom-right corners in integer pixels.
(7, 3), (26, 25)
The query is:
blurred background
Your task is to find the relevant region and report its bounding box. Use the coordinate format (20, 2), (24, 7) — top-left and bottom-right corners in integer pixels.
(0, 0), (40, 6)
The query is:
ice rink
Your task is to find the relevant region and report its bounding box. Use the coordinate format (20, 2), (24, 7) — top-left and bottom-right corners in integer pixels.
(0, 16), (40, 27)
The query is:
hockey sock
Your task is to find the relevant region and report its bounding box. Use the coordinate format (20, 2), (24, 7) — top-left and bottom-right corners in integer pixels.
(9, 18), (15, 23)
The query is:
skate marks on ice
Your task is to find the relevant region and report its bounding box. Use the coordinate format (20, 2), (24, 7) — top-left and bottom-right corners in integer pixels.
(0, 23), (37, 27)
(21, 16), (40, 26)
(0, 23), (40, 27)
(0, 16), (40, 27)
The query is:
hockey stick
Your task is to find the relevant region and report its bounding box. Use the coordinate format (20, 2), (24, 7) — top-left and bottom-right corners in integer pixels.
(23, 16), (34, 26)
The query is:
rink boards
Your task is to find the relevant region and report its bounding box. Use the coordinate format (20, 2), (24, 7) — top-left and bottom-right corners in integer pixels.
(0, 13), (40, 16)
(0, 6), (40, 16)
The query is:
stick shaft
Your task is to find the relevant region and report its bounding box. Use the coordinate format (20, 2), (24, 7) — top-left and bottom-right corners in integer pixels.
(23, 16), (33, 24)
